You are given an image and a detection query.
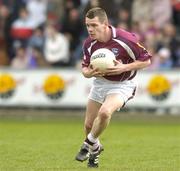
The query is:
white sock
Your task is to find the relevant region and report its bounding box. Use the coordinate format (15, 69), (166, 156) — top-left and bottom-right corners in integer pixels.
(91, 140), (100, 152)
(86, 133), (101, 152)
(87, 133), (98, 144)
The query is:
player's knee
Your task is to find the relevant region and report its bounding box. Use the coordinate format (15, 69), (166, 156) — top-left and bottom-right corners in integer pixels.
(98, 108), (111, 121)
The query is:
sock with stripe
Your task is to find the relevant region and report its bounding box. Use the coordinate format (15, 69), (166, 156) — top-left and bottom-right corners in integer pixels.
(84, 133), (100, 153)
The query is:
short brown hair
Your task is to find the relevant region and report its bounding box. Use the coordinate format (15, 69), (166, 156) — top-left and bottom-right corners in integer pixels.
(86, 7), (108, 23)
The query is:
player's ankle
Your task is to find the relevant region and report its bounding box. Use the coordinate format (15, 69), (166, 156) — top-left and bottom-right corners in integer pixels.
(87, 133), (98, 143)
(84, 133), (100, 152)
(84, 133), (98, 146)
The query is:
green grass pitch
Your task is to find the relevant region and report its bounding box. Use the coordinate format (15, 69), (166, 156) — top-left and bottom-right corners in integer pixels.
(0, 112), (180, 171)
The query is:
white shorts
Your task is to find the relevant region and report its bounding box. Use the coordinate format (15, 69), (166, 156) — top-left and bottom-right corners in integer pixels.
(88, 77), (137, 106)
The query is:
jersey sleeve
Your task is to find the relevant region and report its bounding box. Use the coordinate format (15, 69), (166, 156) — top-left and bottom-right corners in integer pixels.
(135, 42), (152, 61)
(82, 39), (91, 68)
(125, 40), (152, 61)
(116, 28), (152, 61)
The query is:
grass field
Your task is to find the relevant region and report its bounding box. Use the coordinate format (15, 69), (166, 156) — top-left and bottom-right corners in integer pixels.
(0, 110), (180, 171)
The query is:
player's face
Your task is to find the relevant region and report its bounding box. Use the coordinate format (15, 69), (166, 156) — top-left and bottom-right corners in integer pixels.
(85, 16), (107, 40)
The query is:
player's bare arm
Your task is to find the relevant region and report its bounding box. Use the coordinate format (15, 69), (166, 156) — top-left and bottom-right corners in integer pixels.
(82, 66), (105, 78)
(105, 59), (151, 76)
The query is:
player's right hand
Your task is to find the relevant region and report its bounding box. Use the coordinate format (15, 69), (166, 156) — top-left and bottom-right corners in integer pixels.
(82, 65), (105, 78)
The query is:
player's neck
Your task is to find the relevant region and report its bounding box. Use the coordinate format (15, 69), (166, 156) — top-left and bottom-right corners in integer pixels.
(99, 27), (111, 43)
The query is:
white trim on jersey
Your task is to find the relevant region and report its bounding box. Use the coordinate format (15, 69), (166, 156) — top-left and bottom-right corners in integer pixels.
(113, 38), (136, 60)
(111, 26), (116, 38)
(113, 38), (136, 78)
(87, 40), (97, 54)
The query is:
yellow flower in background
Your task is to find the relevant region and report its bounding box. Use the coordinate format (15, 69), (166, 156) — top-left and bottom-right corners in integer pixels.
(43, 74), (65, 95)
(0, 73), (16, 93)
(147, 74), (171, 97)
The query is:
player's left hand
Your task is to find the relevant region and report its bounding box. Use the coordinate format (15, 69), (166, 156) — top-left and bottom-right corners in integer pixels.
(105, 60), (126, 75)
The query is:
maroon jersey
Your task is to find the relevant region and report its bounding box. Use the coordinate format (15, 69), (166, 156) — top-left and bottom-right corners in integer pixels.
(82, 26), (152, 81)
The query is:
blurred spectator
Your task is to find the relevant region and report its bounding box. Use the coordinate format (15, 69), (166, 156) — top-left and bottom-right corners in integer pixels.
(10, 7), (36, 49)
(44, 24), (70, 67)
(149, 47), (172, 70)
(158, 48), (172, 69)
(98, 0), (117, 24)
(167, 26), (180, 67)
(0, 5), (12, 56)
(151, 0), (172, 29)
(1, 1), (27, 58)
(80, 0), (89, 8)
(83, 0), (100, 16)
(29, 47), (49, 68)
(26, 0), (48, 28)
(64, 0), (81, 10)
(131, 21), (144, 42)
(47, 0), (64, 26)
(171, 0), (180, 28)
(0, 0), (179, 70)
(115, 8), (131, 30)
(0, 5), (9, 49)
(28, 27), (44, 51)
(117, 22), (129, 31)
(11, 46), (28, 69)
(1, 0), (26, 21)
(61, 7), (83, 57)
(158, 23), (180, 67)
(132, 0), (172, 30)
(0, 48), (9, 66)
(143, 20), (159, 50)
(132, 0), (152, 24)
(11, 7), (36, 38)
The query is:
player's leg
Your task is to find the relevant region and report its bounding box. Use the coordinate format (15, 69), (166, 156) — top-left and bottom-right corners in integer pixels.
(87, 94), (124, 168)
(87, 80), (136, 167)
(90, 79), (137, 139)
(91, 94), (124, 138)
(75, 99), (101, 162)
(84, 99), (102, 136)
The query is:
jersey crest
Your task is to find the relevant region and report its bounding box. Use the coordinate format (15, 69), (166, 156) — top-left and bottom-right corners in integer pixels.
(111, 48), (119, 57)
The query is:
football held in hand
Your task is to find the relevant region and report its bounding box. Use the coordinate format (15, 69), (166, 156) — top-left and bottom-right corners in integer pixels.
(90, 48), (116, 72)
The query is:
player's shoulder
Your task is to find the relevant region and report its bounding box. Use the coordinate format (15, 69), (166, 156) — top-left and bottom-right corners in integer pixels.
(115, 28), (138, 44)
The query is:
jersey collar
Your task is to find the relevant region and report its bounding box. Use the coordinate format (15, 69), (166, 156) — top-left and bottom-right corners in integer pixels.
(109, 25), (117, 39)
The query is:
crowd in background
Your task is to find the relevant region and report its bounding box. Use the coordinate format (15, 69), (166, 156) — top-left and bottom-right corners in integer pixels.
(0, 0), (179, 70)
